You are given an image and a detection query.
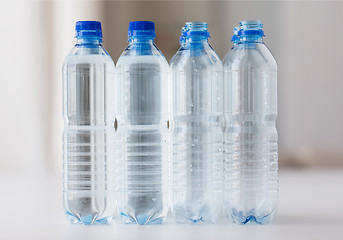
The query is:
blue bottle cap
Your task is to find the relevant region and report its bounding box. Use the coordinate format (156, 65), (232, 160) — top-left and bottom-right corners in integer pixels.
(128, 21), (156, 38)
(75, 21), (102, 38)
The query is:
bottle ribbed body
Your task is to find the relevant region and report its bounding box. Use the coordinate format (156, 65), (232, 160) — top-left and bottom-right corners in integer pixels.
(62, 46), (116, 224)
(170, 23), (224, 224)
(115, 38), (170, 225)
(223, 22), (278, 224)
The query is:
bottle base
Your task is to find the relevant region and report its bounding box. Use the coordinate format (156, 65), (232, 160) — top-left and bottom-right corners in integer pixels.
(172, 204), (219, 224)
(229, 208), (275, 225)
(117, 192), (167, 225)
(66, 211), (113, 225)
(120, 211), (165, 225)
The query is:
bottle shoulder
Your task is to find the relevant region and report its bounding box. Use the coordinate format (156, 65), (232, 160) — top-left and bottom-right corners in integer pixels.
(223, 42), (277, 71)
(118, 42), (166, 57)
(116, 43), (168, 70)
(63, 45), (115, 71)
(170, 43), (222, 71)
(116, 55), (169, 73)
(68, 44), (111, 56)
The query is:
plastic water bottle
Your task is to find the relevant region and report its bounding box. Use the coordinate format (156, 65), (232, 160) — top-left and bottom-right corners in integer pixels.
(223, 20), (278, 224)
(62, 21), (116, 224)
(115, 21), (170, 225)
(170, 22), (224, 224)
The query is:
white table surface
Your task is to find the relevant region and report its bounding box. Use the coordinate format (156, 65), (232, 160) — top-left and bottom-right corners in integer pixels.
(1, 169), (343, 240)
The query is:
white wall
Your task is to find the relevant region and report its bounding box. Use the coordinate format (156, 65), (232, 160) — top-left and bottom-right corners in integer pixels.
(278, 2), (343, 153)
(0, 2), (52, 174)
(0, 1), (105, 176)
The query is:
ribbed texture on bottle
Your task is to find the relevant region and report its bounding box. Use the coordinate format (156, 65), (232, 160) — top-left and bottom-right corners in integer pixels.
(224, 120), (278, 224)
(240, 20), (263, 30)
(63, 126), (117, 225)
(63, 127), (117, 192)
(173, 116), (223, 191)
(172, 115), (223, 223)
(116, 125), (169, 225)
(185, 22), (207, 31)
(116, 125), (168, 192)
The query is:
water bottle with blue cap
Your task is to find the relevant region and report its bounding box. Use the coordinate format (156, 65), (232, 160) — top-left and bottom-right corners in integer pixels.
(62, 21), (116, 224)
(115, 21), (170, 225)
(170, 22), (224, 224)
(223, 20), (278, 224)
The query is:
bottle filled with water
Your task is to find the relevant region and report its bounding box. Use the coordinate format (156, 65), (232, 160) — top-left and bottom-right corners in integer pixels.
(223, 20), (278, 224)
(170, 22), (224, 224)
(115, 21), (170, 225)
(62, 21), (116, 224)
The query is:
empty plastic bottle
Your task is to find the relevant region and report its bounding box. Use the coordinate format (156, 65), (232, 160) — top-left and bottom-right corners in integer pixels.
(62, 21), (116, 224)
(115, 21), (170, 225)
(170, 22), (224, 224)
(223, 20), (278, 224)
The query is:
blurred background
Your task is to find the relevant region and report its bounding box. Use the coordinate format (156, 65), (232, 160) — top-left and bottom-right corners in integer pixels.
(1, 1), (343, 177)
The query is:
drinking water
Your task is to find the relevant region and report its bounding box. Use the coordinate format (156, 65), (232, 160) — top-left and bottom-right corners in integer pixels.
(62, 21), (116, 224)
(223, 20), (278, 224)
(170, 22), (224, 224)
(115, 21), (170, 225)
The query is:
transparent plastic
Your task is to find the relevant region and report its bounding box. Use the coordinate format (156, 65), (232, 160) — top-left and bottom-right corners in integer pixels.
(115, 36), (170, 225)
(62, 37), (116, 224)
(170, 22), (224, 224)
(231, 26), (240, 48)
(223, 20), (278, 224)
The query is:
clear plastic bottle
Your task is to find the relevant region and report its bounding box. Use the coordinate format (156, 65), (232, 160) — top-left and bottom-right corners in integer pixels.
(115, 21), (170, 225)
(62, 21), (116, 224)
(170, 22), (224, 224)
(223, 20), (278, 224)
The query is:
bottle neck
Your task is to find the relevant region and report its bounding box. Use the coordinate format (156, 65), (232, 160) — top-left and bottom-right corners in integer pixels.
(183, 22), (210, 45)
(238, 20), (264, 44)
(184, 38), (209, 54)
(129, 37), (154, 44)
(239, 35), (263, 43)
(127, 37), (156, 55)
(76, 37), (102, 45)
(185, 37), (208, 44)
